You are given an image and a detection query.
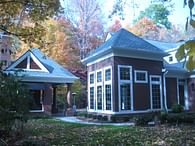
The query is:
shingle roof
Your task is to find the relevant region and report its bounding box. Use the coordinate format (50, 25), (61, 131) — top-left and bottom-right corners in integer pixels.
(5, 48), (78, 84)
(145, 39), (184, 51)
(30, 48), (76, 78)
(83, 28), (168, 63)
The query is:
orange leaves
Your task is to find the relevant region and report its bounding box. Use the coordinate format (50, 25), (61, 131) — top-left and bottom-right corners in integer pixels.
(127, 17), (159, 39)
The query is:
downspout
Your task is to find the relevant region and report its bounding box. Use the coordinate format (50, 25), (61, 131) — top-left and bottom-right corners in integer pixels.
(163, 70), (168, 112)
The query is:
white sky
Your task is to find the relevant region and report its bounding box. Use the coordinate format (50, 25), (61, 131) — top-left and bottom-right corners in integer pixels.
(100, 0), (190, 27)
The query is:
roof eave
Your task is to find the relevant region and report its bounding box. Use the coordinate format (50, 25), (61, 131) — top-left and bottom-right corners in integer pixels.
(81, 46), (112, 64)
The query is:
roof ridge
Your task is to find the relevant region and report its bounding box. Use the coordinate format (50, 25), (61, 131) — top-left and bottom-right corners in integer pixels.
(112, 28), (126, 47)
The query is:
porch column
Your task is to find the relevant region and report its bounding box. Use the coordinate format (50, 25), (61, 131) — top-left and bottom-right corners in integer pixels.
(65, 83), (75, 116)
(52, 86), (58, 114)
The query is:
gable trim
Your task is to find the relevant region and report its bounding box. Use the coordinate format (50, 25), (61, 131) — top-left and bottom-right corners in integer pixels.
(6, 50), (49, 73)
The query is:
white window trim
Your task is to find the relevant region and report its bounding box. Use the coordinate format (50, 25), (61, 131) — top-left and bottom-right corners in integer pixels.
(96, 69), (103, 111)
(150, 75), (163, 110)
(134, 70), (148, 83)
(88, 71), (95, 111)
(104, 66), (113, 112)
(118, 65), (133, 112)
(96, 69), (103, 83)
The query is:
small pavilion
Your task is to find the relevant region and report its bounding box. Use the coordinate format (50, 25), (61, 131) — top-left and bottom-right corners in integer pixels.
(5, 48), (78, 115)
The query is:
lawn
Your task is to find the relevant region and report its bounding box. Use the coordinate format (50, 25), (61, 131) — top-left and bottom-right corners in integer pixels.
(6, 118), (195, 146)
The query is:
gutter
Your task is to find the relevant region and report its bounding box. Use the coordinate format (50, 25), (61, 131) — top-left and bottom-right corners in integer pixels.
(162, 69), (168, 111)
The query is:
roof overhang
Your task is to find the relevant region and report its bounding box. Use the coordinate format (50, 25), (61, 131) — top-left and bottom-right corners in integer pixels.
(82, 46), (168, 65)
(113, 47), (168, 61)
(4, 70), (78, 84)
(81, 46), (112, 65)
(164, 64), (188, 78)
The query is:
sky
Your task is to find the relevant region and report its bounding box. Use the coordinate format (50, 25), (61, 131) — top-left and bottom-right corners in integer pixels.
(101, 0), (190, 27)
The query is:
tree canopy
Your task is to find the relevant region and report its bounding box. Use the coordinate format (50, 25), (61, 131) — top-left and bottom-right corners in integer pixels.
(0, 0), (61, 46)
(134, 4), (172, 29)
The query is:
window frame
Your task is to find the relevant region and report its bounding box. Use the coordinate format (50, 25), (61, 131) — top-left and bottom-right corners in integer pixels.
(118, 65), (133, 112)
(169, 56), (173, 62)
(134, 70), (148, 83)
(103, 66), (112, 111)
(88, 71), (95, 111)
(96, 69), (103, 111)
(149, 75), (163, 110)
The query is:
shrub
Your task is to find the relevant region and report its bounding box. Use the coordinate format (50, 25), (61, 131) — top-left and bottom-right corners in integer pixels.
(0, 71), (29, 133)
(110, 115), (117, 122)
(159, 112), (195, 124)
(97, 115), (102, 120)
(171, 103), (184, 113)
(133, 114), (154, 126)
(160, 111), (168, 123)
(102, 116), (108, 121)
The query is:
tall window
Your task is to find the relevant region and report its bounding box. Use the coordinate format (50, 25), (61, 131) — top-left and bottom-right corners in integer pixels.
(105, 68), (111, 81)
(96, 70), (103, 110)
(97, 86), (102, 110)
(150, 76), (162, 110)
(90, 73), (94, 84)
(90, 87), (94, 109)
(97, 71), (102, 82)
(105, 85), (111, 110)
(104, 67), (112, 111)
(88, 67), (112, 112)
(89, 72), (95, 110)
(118, 65), (132, 111)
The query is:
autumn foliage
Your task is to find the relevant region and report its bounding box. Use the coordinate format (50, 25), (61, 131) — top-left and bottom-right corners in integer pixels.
(128, 17), (159, 39)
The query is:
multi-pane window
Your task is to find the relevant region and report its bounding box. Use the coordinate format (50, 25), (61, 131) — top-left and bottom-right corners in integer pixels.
(120, 67), (130, 80)
(151, 77), (160, 82)
(118, 65), (132, 111)
(105, 85), (111, 110)
(151, 84), (161, 109)
(90, 73), (94, 84)
(89, 72), (95, 110)
(104, 67), (112, 111)
(105, 69), (111, 81)
(97, 71), (102, 82)
(97, 86), (102, 110)
(135, 70), (148, 83)
(88, 67), (112, 112)
(150, 76), (162, 110)
(90, 87), (94, 109)
(120, 83), (131, 110)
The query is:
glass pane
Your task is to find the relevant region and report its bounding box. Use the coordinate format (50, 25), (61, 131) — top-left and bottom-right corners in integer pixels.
(15, 58), (27, 69)
(136, 72), (146, 81)
(120, 67), (130, 80)
(90, 74), (94, 84)
(152, 84), (161, 109)
(97, 71), (102, 82)
(90, 87), (94, 109)
(151, 77), (160, 82)
(105, 69), (111, 81)
(30, 58), (41, 69)
(105, 84), (111, 110)
(97, 86), (102, 110)
(120, 83), (131, 110)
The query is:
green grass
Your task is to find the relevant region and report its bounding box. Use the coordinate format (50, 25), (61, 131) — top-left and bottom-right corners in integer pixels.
(10, 118), (195, 145)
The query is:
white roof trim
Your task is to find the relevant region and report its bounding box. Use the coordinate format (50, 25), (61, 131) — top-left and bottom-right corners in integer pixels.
(6, 51), (49, 73)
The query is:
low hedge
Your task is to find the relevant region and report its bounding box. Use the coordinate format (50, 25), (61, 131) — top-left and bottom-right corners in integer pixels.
(160, 112), (195, 124)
